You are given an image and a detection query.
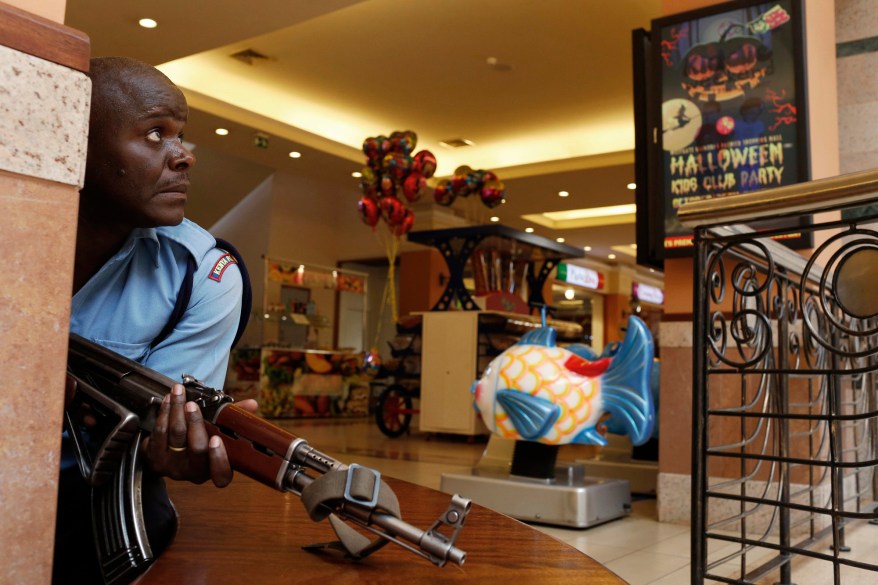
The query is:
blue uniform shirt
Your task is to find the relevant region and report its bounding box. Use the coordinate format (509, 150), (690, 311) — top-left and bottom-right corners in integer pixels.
(70, 217), (243, 388)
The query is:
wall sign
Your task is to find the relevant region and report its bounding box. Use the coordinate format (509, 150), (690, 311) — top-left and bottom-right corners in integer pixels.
(633, 282), (665, 305)
(556, 263), (604, 290)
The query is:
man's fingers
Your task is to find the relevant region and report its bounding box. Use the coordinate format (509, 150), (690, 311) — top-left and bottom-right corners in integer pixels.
(237, 399), (259, 413)
(185, 401), (210, 454)
(167, 385), (188, 449)
(150, 393), (172, 451)
(208, 435), (233, 488)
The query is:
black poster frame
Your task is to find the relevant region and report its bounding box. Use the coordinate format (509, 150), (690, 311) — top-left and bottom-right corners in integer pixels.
(637, 0), (811, 264)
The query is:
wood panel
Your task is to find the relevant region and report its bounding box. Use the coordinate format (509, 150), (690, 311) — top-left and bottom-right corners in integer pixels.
(0, 1), (90, 72)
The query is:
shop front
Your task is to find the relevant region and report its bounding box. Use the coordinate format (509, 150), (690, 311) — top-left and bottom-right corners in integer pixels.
(225, 257), (373, 418)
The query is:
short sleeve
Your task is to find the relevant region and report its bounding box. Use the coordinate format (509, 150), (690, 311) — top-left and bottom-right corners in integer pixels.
(143, 247), (244, 388)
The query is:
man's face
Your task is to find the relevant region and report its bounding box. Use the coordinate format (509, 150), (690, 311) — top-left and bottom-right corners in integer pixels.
(82, 69), (196, 231)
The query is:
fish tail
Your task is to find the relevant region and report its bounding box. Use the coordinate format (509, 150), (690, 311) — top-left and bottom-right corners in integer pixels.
(601, 316), (655, 445)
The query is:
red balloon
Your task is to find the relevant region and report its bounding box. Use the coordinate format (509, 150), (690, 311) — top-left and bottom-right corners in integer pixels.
(402, 172), (426, 202)
(380, 196), (406, 226)
(433, 179), (455, 206)
(480, 180), (505, 208)
(383, 151), (412, 179)
(393, 208), (415, 236)
(380, 174), (396, 197)
(357, 196), (380, 227)
(451, 168), (472, 197)
(412, 150), (437, 178)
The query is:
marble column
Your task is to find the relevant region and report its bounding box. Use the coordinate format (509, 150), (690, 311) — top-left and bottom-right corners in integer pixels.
(0, 3), (90, 583)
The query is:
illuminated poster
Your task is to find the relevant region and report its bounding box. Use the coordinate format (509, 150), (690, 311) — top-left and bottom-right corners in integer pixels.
(653, 0), (809, 254)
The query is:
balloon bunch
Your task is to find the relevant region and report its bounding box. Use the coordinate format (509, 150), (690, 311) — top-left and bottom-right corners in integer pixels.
(356, 130), (436, 326)
(357, 130), (436, 237)
(433, 165), (506, 209)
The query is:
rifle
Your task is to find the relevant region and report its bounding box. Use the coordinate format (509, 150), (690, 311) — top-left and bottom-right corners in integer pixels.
(65, 333), (470, 584)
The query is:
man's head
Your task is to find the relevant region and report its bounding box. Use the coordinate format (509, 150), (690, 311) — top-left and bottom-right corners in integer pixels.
(81, 57), (196, 232)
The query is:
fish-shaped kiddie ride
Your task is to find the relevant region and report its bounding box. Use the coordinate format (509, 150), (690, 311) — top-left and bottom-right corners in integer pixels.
(472, 315), (655, 447)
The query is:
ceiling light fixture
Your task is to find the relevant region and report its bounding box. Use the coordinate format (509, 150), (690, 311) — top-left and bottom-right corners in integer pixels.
(583, 246), (592, 252)
(289, 151), (302, 158)
(522, 203), (637, 229)
(564, 288), (575, 300)
(490, 216), (500, 222)
(214, 128), (229, 136)
(627, 183), (637, 190)
(438, 138), (475, 149)
(556, 237), (566, 243)
(608, 254), (617, 260)
(351, 171), (362, 178)
(138, 18), (157, 29)
(558, 190), (569, 197)
(525, 227), (534, 233)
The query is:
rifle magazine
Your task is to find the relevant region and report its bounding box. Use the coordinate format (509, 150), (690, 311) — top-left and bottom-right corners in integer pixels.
(91, 432), (154, 585)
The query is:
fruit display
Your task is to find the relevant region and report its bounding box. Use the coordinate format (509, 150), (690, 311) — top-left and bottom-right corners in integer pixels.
(256, 347), (373, 419)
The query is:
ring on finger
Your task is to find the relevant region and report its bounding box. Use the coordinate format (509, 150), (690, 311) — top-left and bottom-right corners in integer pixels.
(168, 445), (187, 453)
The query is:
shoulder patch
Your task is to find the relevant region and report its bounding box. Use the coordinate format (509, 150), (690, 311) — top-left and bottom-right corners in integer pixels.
(208, 253), (238, 282)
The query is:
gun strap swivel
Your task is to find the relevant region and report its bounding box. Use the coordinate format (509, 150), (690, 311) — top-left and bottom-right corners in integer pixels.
(300, 465), (401, 560)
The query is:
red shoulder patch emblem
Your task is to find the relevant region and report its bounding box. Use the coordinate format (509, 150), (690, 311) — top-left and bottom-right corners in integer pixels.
(208, 253), (237, 282)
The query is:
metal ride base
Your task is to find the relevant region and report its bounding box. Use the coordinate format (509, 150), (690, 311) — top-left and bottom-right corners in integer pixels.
(440, 462), (632, 528)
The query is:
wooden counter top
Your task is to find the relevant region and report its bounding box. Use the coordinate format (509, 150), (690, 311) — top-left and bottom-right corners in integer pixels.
(135, 474), (627, 585)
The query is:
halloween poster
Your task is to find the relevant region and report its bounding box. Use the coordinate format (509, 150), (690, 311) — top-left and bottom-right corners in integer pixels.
(654, 0), (809, 253)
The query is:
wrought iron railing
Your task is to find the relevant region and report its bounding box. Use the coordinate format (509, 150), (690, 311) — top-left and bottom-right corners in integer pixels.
(679, 168), (878, 585)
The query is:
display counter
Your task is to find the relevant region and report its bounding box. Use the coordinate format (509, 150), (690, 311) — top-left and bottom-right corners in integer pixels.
(225, 346), (371, 418)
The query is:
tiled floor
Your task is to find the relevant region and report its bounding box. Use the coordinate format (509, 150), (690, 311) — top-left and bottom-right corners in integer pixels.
(276, 417), (878, 585)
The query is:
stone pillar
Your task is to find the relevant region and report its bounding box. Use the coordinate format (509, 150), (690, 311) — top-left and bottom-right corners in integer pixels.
(0, 2), (90, 582)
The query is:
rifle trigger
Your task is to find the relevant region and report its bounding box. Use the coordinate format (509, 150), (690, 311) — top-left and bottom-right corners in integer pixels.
(343, 464), (381, 509)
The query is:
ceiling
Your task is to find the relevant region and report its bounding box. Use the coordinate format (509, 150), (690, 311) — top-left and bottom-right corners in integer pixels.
(64, 0), (666, 274)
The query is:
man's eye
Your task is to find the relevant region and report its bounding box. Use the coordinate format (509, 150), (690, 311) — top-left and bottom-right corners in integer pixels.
(146, 130), (162, 143)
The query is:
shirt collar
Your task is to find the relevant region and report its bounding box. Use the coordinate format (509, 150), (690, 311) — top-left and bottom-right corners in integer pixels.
(128, 227), (161, 268)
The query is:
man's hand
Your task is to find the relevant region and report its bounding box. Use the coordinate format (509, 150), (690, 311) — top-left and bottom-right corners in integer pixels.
(142, 384), (258, 487)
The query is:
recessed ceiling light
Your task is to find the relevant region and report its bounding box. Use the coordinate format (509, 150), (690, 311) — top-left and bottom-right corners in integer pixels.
(525, 227), (534, 233)
(490, 216), (500, 222)
(138, 18), (158, 29)
(649, 268), (655, 273)
(583, 246), (592, 252)
(558, 190), (569, 197)
(564, 288), (575, 300)
(627, 183), (637, 190)
(214, 128), (229, 136)
(608, 254), (617, 260)
(351, 171), (362, 178)
(289, 151), (302, 158)
(556, 237), (565, 243)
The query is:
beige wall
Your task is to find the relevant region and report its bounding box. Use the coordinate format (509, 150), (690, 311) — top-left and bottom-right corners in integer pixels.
(4, 0), (65, 22)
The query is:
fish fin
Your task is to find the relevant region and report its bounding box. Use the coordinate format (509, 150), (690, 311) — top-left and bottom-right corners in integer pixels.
(564, 355), (611, 378)
(572, 426), (608, 447)
(470, 380), (480, 413)
(566, 343), (600, 361)
(601, 316), (656, 446)
(518, 327), (556, 347)
(496, 389), (560, 441)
